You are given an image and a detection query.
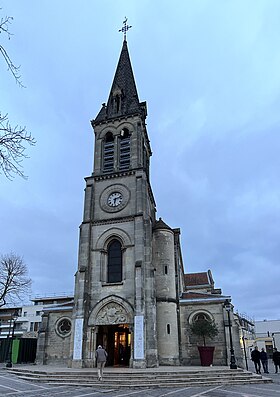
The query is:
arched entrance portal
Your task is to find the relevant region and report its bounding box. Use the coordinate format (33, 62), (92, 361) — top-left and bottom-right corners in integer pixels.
(97, 324), (131, 366)
(88, 296), (134, 367)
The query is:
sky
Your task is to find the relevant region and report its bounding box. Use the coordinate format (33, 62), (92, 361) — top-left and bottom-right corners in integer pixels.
(1, 0), (280, 321)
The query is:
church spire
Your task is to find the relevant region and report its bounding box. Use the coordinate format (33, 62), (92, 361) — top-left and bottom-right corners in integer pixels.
(93, 33), (146, 124)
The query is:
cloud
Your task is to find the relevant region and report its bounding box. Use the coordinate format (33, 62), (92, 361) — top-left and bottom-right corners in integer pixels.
(1, 0), (280, 321)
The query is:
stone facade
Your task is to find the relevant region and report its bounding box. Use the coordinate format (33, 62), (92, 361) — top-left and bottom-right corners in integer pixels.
(180, 303), (227, 366)
(36, 39), (241, 368)
(37, 308), (72, 366)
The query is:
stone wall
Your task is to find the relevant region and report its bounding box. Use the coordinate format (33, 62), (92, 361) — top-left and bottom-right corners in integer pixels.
(36, 310), (72, 366)
(153, 226), (180, 365)
(180, 303), (227, 366)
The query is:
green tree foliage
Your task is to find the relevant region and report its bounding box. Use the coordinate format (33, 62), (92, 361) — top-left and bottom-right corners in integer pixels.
(190, 317), (218, 346)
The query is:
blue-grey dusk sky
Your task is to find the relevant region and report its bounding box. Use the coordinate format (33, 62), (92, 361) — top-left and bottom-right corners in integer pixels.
(1, 1), (279, 321)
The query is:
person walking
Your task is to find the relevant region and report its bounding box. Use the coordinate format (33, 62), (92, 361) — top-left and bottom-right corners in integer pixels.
(272, 348), (280, 373)
(251, 346), (261, 374)
(95, 345), (108, 381)
(260, 348), (269, 374)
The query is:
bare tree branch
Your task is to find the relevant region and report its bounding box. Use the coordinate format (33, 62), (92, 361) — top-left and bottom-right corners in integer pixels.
(0, 252), (32, 308)
(0, 113), (36, 179)
(0, 13), (24, 87)
(0, 9), (35, 179)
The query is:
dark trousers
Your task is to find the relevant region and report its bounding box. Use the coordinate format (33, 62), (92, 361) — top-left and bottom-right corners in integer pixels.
(253, 360), (261, 373)
(261, 359), (268, 373)
(274, 363), (280, 373)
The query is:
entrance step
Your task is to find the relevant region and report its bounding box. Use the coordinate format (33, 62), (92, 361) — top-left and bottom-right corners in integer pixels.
(7, 367), (272, 388)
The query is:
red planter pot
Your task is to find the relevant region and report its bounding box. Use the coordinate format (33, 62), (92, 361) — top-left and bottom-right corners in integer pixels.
(197, 346), (215, 366)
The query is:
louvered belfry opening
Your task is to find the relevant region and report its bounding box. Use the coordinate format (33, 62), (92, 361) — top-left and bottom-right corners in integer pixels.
(103, 132), (114, 173)
(119, 128), (130, 171)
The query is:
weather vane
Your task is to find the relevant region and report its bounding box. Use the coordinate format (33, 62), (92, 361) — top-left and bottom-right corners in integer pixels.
(119, 17), (132, 41)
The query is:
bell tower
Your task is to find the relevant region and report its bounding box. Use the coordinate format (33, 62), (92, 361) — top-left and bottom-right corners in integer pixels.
(70, 36), (159, 368)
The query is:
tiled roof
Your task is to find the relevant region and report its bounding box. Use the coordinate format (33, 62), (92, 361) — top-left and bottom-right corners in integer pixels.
(184, 272), (210, 286)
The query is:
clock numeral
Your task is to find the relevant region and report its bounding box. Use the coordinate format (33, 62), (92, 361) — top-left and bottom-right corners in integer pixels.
(107, 192), (123, 207)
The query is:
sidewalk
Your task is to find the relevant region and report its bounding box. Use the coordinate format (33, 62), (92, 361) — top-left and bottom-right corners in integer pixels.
(247, 358), (280, 384)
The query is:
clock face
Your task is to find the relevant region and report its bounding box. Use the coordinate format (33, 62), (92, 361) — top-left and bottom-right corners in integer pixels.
(100, 184), (130, 213)
(107, 192), (123, 207)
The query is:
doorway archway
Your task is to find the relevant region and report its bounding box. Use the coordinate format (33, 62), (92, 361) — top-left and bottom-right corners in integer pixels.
(88, 296), (134, 367)
(97, 324), (131, 366)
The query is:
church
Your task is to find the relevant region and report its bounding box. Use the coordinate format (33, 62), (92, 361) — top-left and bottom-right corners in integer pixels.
(36, 35), (243, 369)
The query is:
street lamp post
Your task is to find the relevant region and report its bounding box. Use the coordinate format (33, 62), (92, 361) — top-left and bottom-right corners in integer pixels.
(242, 335), (248, 370)
(224, 299), (237, 369)
(6, 310), (18, 368)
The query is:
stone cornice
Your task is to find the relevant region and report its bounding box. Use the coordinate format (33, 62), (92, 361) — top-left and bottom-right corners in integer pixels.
(91, 112), (144, 128)
(180, 296), (231, 305)
(94, 170), (135, 181)
(81, 213), (154, 228)
(91, 216), (135, 227)
(156, 297), (177, 304)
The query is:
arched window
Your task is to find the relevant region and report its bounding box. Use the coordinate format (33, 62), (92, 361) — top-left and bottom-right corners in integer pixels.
(193, 312), (211, 323)
(112, 89), (122, 114)
(107, 239), (122, 283)
(103, 132), (114, 172)
(119, 128), (130, 171)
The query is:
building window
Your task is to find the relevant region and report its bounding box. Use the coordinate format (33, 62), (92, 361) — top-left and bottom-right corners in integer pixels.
(103, 132), (114, 172)
(55, 318), (72, 338)
(23, 312), (27, 317)
(143, 142), (150, 177)
(36, 311), (41, 316)
(164, 265), (168, 275)
(107, 239), (122, 283)
(119, 128), (130, 171)
(167, 324), (171, 334)
(14, 323), (20, 331)
(193, 313), (211, 323)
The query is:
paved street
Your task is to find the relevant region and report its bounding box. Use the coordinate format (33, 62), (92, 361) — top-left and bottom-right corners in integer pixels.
(1, 369), (280, 397)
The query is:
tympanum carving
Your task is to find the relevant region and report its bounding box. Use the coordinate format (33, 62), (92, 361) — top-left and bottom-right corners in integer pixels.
(96, 303), (127, 325)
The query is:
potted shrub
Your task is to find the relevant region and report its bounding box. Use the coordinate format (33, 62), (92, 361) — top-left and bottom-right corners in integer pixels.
(190, 315), (218, 366)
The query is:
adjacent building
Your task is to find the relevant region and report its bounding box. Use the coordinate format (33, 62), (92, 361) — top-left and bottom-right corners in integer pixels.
(0, 295), (73, 364)
(254, 319), (280, 357)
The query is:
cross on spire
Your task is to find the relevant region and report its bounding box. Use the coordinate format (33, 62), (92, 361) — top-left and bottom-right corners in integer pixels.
(119, 17), (132, 41)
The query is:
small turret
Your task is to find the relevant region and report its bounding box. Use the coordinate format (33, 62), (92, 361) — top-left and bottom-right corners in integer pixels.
(152, 217), (179, 365)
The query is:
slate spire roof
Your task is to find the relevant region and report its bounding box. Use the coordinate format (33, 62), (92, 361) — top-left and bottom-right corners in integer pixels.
(94, 40), (145, 124)
(153, 217), (172, 231)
